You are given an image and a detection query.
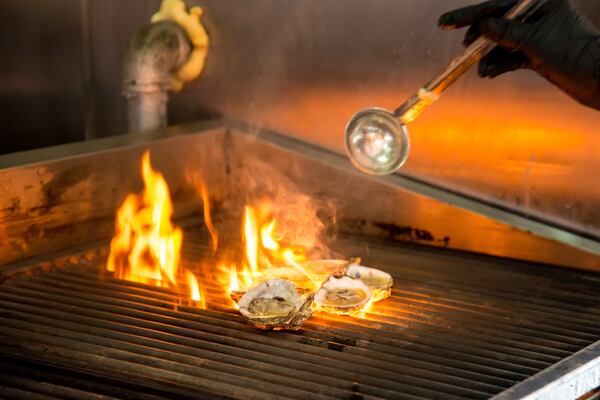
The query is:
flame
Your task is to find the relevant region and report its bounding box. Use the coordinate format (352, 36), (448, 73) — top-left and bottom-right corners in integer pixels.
(261, 220), (279, 251)
(186, 270), (206, 308)
(227, 264), (240, 292)
(217, 201), (322, 300)
(218, 263), (241, 294)
(356, 296), (376, 319)
(281, 248), (317, 286)
(106, 151), (384, 318)
(212, 200), (385, 318)
(199, 178), (218, 253)
(243, 206), (260, 275)
(106, 150), (205, 308)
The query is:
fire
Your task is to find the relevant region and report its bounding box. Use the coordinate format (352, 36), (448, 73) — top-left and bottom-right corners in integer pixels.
(198, 176), (218, 253)
(217, 202), (322, 302)
(185, 270), (206, 308)
(243, 206), (260, 275)
(106, 150), (205, 307)
(105, 151), (382, 318)
(261, 220), (279, 251)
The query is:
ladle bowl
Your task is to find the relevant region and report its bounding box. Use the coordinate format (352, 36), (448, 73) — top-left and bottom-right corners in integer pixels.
(344, 108), (409, 176)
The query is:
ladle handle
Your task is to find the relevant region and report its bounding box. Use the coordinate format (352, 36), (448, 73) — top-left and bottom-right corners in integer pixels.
(394, 0), (543, 124)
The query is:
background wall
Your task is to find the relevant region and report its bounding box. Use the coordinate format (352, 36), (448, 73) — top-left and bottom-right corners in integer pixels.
(1, 0), (599, 237)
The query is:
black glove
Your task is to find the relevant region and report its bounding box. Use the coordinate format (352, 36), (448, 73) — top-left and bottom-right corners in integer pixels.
(438, 0), (600, 110)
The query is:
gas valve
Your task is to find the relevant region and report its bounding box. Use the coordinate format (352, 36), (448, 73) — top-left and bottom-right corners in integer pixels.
(151, 0), (210, 92)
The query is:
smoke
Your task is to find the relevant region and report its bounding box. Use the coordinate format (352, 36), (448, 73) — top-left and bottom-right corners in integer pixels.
(234, 155), (336, 259)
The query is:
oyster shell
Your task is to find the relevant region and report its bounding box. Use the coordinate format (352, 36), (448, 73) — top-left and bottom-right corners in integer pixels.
(345, 264), (393, 302)
(305, 258), (393, 303)
(314, 275), (372, 315)
(237, 279), (312, 330)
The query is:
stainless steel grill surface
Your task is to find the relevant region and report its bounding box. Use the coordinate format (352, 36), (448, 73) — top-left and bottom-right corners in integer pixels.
(1, 227), (600, 400)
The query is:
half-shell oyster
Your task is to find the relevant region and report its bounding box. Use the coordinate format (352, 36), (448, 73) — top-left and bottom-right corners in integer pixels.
(237, 279), (312, 330)
(304, 259), (393, 303)
(314, 275), (372, 315)
(345, 264), (393, 302)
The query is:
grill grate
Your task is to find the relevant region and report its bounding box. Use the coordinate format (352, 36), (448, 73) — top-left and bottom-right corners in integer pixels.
(1, 229), (600, 400)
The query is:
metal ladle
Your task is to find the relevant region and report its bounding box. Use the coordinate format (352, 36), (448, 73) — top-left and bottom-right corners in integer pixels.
(344, 0), (544, 176)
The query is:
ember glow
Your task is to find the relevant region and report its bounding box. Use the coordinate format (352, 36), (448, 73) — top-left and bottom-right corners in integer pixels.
(106, 150), (205, 306)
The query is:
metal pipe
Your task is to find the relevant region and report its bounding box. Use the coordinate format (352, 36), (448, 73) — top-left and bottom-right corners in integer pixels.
(122, 21), (191, 133)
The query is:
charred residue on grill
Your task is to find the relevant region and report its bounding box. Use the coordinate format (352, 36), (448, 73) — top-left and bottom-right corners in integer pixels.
(372, 221), (451, 247)
(38, 163), (92, 212)
(0, 197), (21, 214)
(342, 218), (451, 247)
(326, 342), (347, 352)
(350, 383), (364, 400)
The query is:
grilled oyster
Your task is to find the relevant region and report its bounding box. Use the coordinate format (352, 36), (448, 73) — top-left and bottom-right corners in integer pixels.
(314, 275), (372, 315)
(305, 258), (393, 303)
(237, 279), (312, 330)
(345, 264), (393, 302)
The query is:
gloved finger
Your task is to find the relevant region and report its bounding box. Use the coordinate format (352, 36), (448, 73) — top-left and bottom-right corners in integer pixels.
(478, 46), (530, 78)
(479, 18), (535, 53)
(463, 24), (480, 46)
(438, 0), (517, 29)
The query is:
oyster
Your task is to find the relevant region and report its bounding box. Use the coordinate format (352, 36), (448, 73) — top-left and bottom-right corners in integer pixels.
(314, 275), (372, 315)
(237, 279), (312, 330)
(305, 258), (393, 303)
(345, 264), (393, 302)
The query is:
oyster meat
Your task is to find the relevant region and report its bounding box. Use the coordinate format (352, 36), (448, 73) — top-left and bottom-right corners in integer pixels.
(314, 275), (372, 315)
(345, 264), (393, 302)
(237, 279), (312, 330)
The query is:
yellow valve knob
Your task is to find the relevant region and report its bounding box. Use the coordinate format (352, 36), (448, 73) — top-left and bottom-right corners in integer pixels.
(151, 0), (209, 91)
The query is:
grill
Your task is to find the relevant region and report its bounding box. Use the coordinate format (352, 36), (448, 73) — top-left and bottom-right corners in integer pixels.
(1, 122), (600, 399)
(1, 225), (600, 400)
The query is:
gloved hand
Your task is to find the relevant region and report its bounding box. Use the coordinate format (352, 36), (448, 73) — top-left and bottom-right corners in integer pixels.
(438, 0), (600, 110)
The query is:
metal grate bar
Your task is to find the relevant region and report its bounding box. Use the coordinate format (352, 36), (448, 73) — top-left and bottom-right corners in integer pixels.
(24, 268), (558, 371)
(0, 355), (184, 400)
(0, 282), (482, 400)
(0, 373), (117, 400)
(33, 269), (559, 369)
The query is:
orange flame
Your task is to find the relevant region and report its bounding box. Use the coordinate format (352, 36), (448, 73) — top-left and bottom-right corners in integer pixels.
(106, 152), (384, 318)
(199, 178), (218, 253)
(261, 220), (279, 251)
(217, 201), (321, 300)
(243, 206), (260, 276)
(107, 150), (205, 307)
(186, 270), (206, 308)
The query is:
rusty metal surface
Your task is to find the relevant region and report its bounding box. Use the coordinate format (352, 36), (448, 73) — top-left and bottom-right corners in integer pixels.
(0, 122), (600, 270)
(0, 229), (599, 399)
(227, 123), (600, 271)
(0, 124), (229, 266)
(1, 121), (599, 271)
